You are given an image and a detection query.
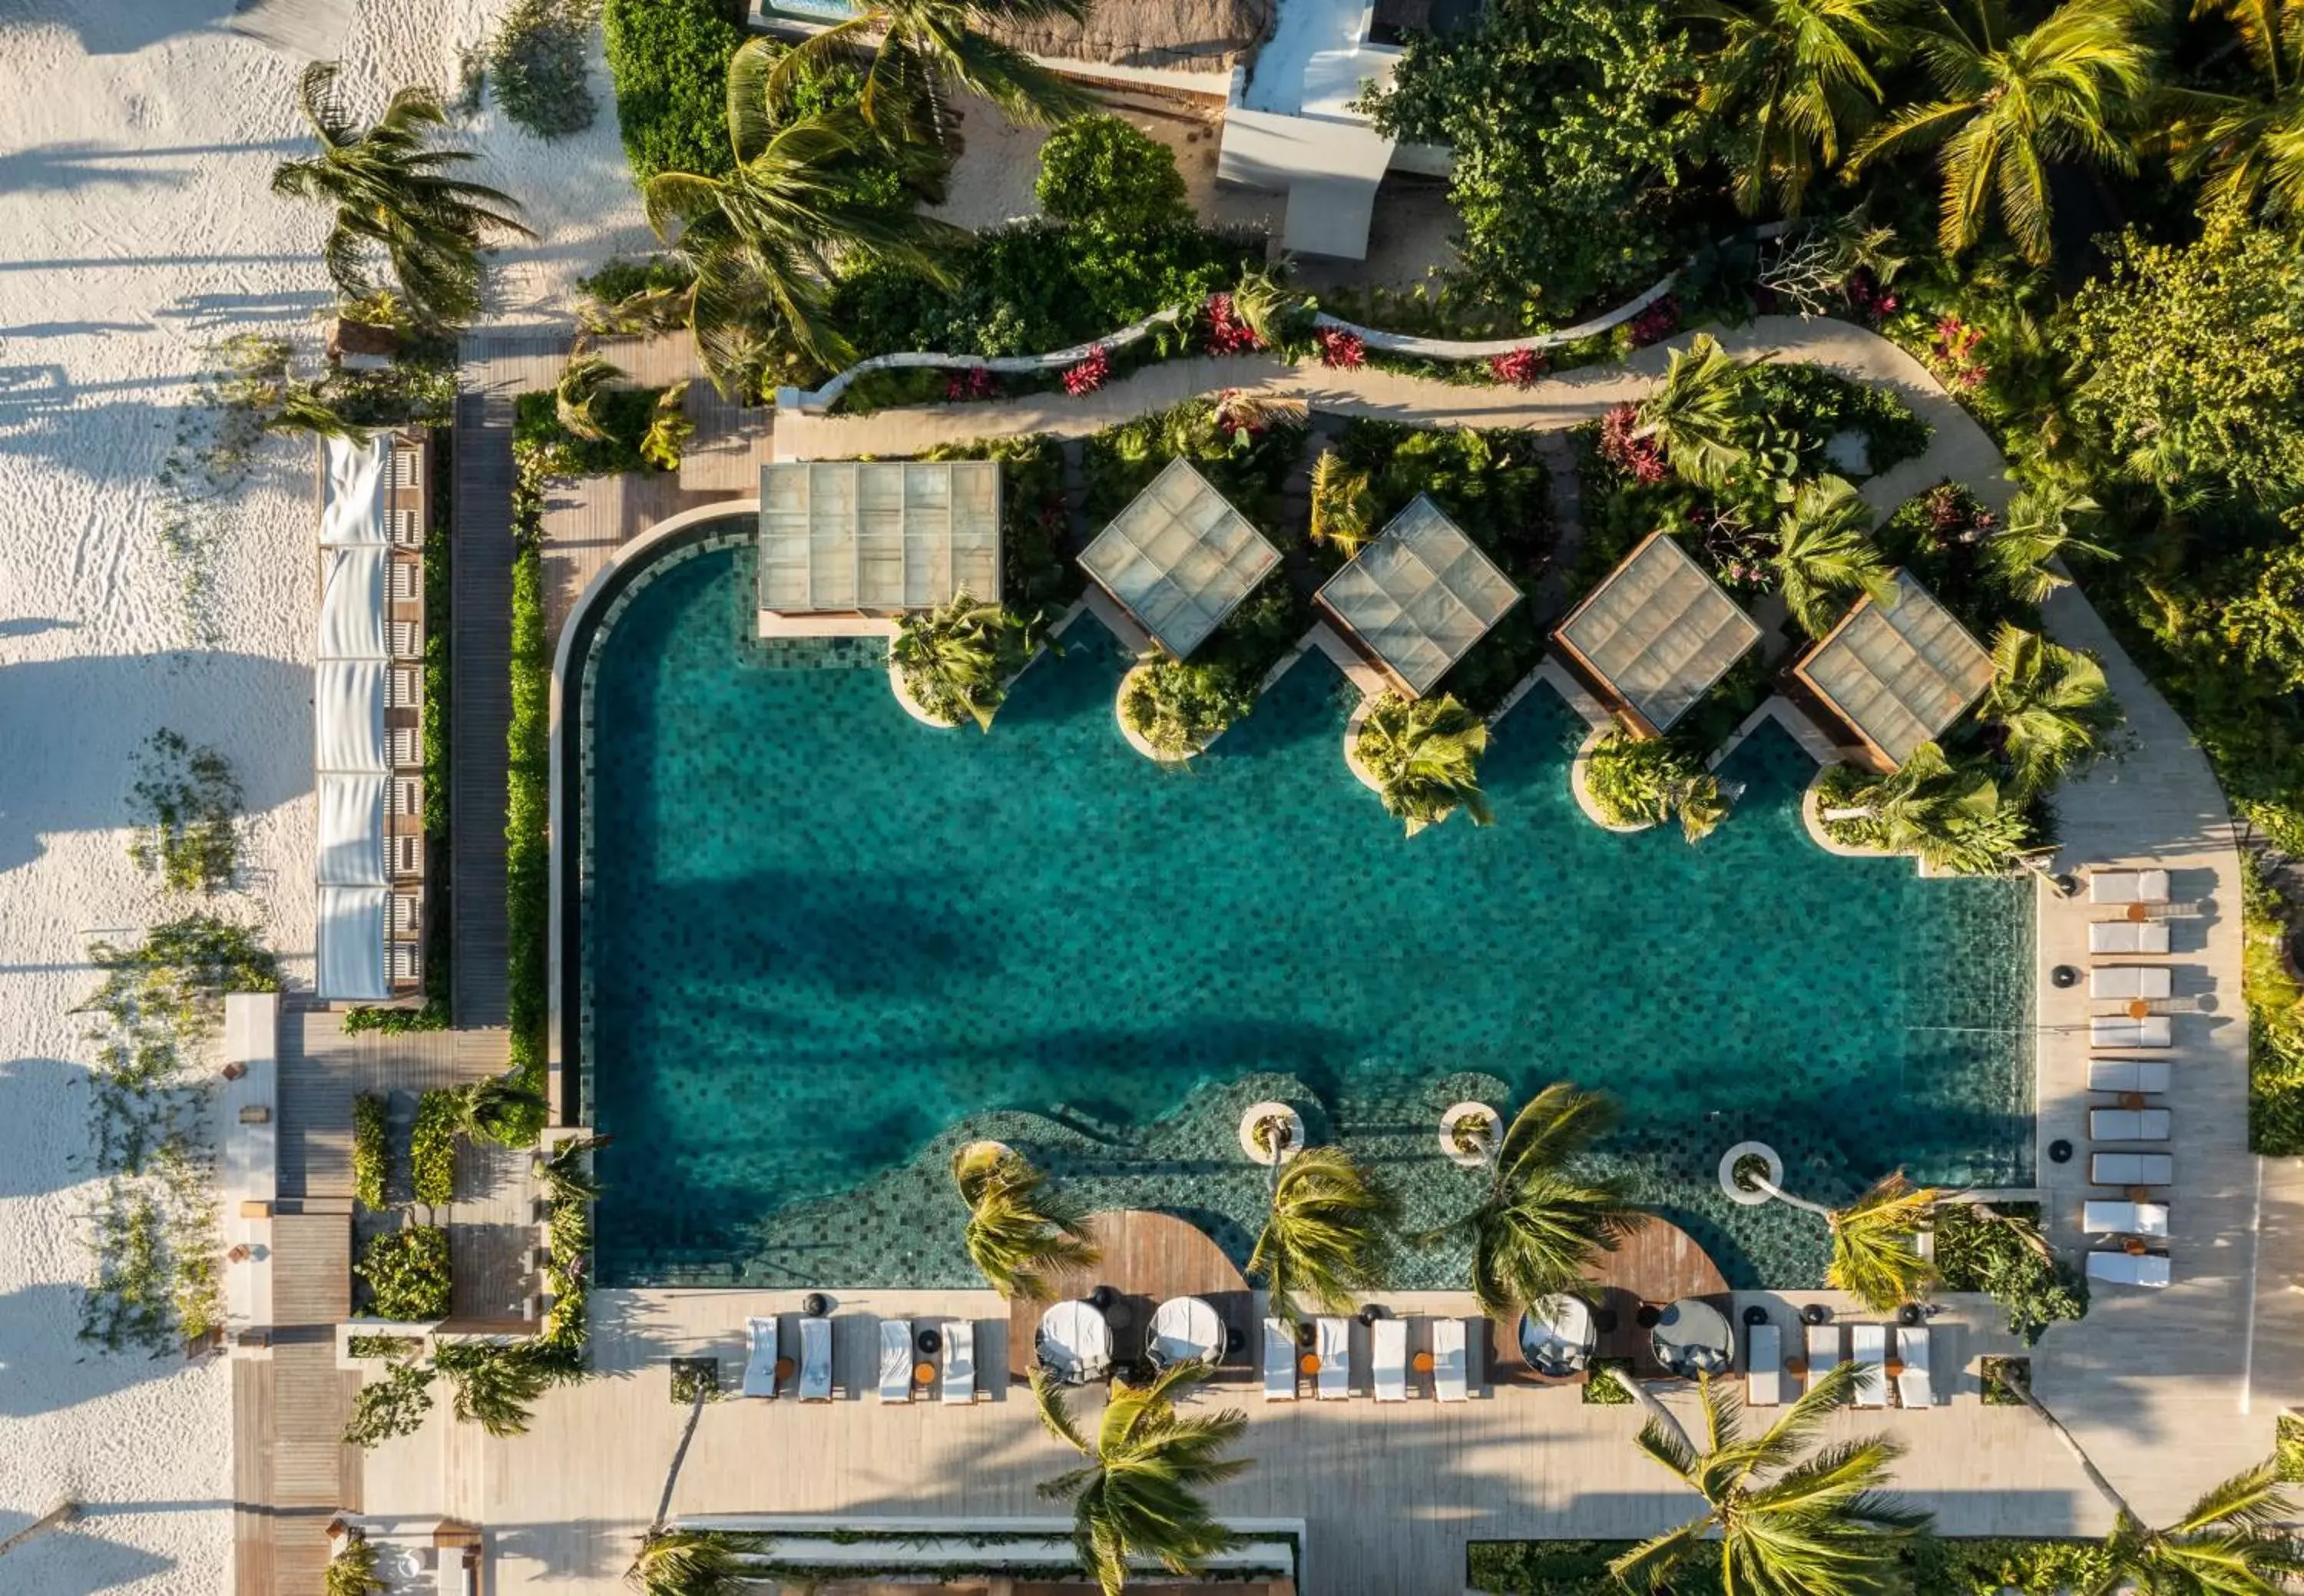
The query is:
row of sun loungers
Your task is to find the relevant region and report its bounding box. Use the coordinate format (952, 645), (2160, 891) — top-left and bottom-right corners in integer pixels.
(1746, 1323), (1933, 1409)
(2084, 867), (2183, 1290)
(1262, 1316), (1473, 1402)
(742, 1315), (982, 1403)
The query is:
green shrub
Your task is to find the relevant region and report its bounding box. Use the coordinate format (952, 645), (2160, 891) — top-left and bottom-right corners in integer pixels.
(1121, 657), (1257, 759)
(513, 386), (667, 475)
(1582, 732), (1726, 842)
(921, 435), (1075, 609)
(1468, 1538), (2112, 1594)
(1034, 116), (1190, 234)
(347, 1333), (425, 1359)
(505, 537), (553, 1142)
(324, 1535), (388, 1596)
(411, 1090), (460, 1206)
(1981, 1354), (2029, 1406)
(1578, 1359), (1632, 1404)
(343, 1359), (437, 1447)
(126, 730), (242, 894)
(1741, 364), (1931, 476)
(1932, 1201), (2087, 1346)
(1812, 762), (1889, 850)
(356, 1227), (452, 1321)
(2243, 855), (2304, 1154)
(353, 1093), (391, 1210)
(602, 0), (743, 181)
(2279, 1413), (2304, 1482)
(489, 0), (598, 139)
(343, 1001), (449, 1034)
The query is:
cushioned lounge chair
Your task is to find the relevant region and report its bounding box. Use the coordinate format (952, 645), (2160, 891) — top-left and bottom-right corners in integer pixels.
(1433, 1319), (1468, 1403)
(2091, 1151), (2173, 1186)
(1316, 1317), (1350, 1399)
(879, 1319), (913, 1403)
(1263, 1317), (1296, 1402)
(1895, 1326), (1933, 1408)
(2087, 1250), (2171, 1287)
(2092, 1015), (2173, 1048)
(2088, 1060), (2172, 1094)
(2091, 966), (2172, 1000)
(1745, 1322), (1781, 1408)
(1803, 1324), (1840, 1396)
(2083, 1200), (2170, 1237)
(798, 1316), (833, 1402)
(2091, 920), (2171, 954)
(2089, 869), (2170, 904)
(2090, 1108), (2172, 1141)
(743, 1315), (780, 1398)
(941, 1320), (975, 1405)
(1851, 1323), (1888, 1407)
(1373, 1318), (1409, 1402)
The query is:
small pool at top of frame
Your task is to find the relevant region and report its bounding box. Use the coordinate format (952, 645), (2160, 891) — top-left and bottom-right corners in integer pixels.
(578, 539), (2033, 1292)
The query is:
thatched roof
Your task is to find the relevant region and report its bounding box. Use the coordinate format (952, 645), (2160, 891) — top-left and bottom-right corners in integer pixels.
(989, 0), (1273, 69)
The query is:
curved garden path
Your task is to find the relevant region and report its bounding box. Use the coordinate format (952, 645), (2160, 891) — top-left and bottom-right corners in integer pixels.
(782, 315), (2292, 1526)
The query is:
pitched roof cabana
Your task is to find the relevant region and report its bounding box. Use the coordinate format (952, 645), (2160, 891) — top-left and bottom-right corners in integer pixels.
(1078, 458), (1280, 659)
(756, 461), (1001, 622)
(1551, 530), (1763, 736)
(1314, 495), (1522, 697)
(1792, 570), (1994, 770)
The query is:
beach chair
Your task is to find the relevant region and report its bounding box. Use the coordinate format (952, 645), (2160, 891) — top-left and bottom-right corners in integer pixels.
(2091, 920), (2171, 955)
(1851, 1324), (1888, 1407)
(879, 1320), (913, 1403)
(2084, 1200), (2170, 1237)
(2091, 1151), (2173, 1186)
(797, 1316), (833, 1402)
(2089, 869), (2170, 905)
(1373, 1318), (1409, 1402)
(1316, 1317), (1350, 1399)
(1745, 1322), (1781, 1409)
(1803, 1324), (1840, 1396)
(2092, 1015), (2173, 1049)
(2088, 1059), (2172, 1094)
(2090, 966), (2172, 1000)
(1263, 1317), (1297, 1402)
(1433, 1319), (1468, 1403)
(2087, 1250), (2172, 1288)
(941, 1320), (975, 1405)
(2090, 1108), (2173, 1141)
(1895, 1326), (1933, 1408)
(742, 1315), (780, 1398)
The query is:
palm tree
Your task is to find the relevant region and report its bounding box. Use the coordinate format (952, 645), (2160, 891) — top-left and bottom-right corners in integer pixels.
(450, 1076), (548, 1146)
(324, 1534), (386, 1596)
(626, 1528), (743, 1596)
(1634, 333), (1757, 488)
(554, 351), (621, 443)
(1229, 267), (1306, 347)
(1309, 450), (1376, 557)
(1435, 1082), (1645, 1318)
(272, 61), (531, 326)
(1034, 1362), (1250, 1596)
(1838, 740), (2039, 874)
(535, 1134), (608, 1205)
(1738, 1166), (1942, 1310)
(1683, 0), (1895, 214)
(1770, 475), (1897, 637)
(770, 0), (1097, 144)
(644, 42), (960, 396)
(640, 382), (695, 472)
(1981, 482), (2111, 604)
(265, 383), (370, 441)
(2161, 0), (2304, 223)
(432, 1341), (551, 1437)
(892, 591), (1026, 730)
(1356, 693), (1493, 836)
(1249, 1146), (1395, 1323)
(953, 1144), (1100, 1300)
(1978, 624), (2117, 799)
(1610, 1363), (1932, 1595)
(1848, 0), (2158, 262)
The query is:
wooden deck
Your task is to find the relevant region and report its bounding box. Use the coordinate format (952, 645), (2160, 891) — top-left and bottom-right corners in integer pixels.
(1006, 1210), (1252, 1381)
(1579, 1215), (1731, 1379)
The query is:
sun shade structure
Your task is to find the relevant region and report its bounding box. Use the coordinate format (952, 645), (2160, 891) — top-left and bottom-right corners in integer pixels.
(1793, 571), (1994, 769)
(1315, 495), (1523, 697)
(1078, 458), (1280, 658)
(757, 461), (1001, 618)
(1551, 530), (1763, 735)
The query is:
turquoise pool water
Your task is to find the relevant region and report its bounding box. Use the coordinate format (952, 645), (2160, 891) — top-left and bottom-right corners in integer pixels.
(581, 544), (2033, 1290)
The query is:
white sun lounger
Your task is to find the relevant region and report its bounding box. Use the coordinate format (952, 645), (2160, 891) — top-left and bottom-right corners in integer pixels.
(797, 1316), (833, 1402)
(2092, 1151), (2173, 1186)
(1316, 1317), (1350, 1399)
(1804, 1324), (1840, 1396)
(743, 1315), (780, 1398)
(1745, 1322), (1781, 1408)
(1895, 1326), (1933, 1408)
(1851, 1323), (1888, 1407)
(2087, 1250), (2171, 1288)
(2093, 1015), (2172, 1048)
(2089, 1059), (2172, 1094)
(2091, 966), (2172, 1000)
(2090, 1108), (2172, 1141)
(879, 1320), (913, 1403)
(1263, 1317), (1296, 1401)
(2084, 1200), (2170, 1237)
(2090, 869), (2170, 905)
(2091, 919), (2172, 954)
(941, 1320), (975, 1405)
(1433, 1319), (1468, 1402)
(1373, 1319), (1409, 1402)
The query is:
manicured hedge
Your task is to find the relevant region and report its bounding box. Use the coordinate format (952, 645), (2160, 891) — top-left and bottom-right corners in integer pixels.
(356, 1226), (452, 1322)
(411, 1089), (460, 1206)
(603, 0), (743, 182)
(1468, 1538), (2115, 1594)
(504, 529), (552, 1138)
(352, 1092), (391, 1210)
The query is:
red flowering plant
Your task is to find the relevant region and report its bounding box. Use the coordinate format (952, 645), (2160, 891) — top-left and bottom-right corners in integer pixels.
(1488, 347), (1548, 387)
(1203, 293), (1263, 356)
(1844, 270), (1900, 326)
(1692, 505), (1772, 592)
(1597, 402), (1667, 485)
(1626, 295), (1681, 348)
(1062, 345), (1111, 396)
(1918, 482), (1997, 546)
(1927, 316), (1987, 391)
(1316, 326), (1366, 369)
(943, 367), (996, 402)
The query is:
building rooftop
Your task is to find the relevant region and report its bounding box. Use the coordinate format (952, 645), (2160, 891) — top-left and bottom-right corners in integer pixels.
(1793, 570), (1994, 767)
(758, 461), (1001, 615)
(1315, 495), (1521, 697)
(1078, 458), (1280, 659)
(1551, 531), (1763, 734)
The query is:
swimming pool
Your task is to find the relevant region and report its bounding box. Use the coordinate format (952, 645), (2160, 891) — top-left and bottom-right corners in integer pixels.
(579, 541), (2033, 1290)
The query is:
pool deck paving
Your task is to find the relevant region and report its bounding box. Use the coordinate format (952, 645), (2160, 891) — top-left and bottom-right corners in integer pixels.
(336, 318), (2304, 1592)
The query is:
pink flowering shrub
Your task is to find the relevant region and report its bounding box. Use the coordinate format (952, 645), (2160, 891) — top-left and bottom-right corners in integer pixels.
(1316, 326), (1366, 369)
(1928, 316), (1987, 391)
(944, 367), (996, 402)
(1597, 402), (1667, 485)
(1488, 347), (1548, 387)
(1203, 293), (1263, 356)
(1062, 345), (1111, 396)
(1626, 295), (1681, 348)
(1845, 270), (1899, 326)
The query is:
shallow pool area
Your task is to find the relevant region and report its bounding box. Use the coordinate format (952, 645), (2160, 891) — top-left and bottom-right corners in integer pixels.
(580, 543), (2033, 1290)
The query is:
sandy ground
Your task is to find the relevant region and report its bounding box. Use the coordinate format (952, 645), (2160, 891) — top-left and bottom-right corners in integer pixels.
(0, 2), (646, 1591)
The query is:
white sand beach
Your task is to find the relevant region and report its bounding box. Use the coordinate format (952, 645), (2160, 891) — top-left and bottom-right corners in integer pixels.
(0, 2), (644, 1588)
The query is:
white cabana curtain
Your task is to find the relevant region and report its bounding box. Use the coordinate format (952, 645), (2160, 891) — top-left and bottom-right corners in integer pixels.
(316, 660), (388, 776)
(316, 886), (390, 1000)
(320, 436), (389, 547)
(317, 546), (390, 661)
(316, 774), (388, 886)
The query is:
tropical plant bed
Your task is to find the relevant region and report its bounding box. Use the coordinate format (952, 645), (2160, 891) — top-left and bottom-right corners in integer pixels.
(1467, 1536), (2113, 1594)
(356, 1226), (452, 1322)
(411, 1089), (459, 1207)
(2243, 855), (2304, 1154)
(512, 387), (670, 476)
(1931, 1200), (2087, 1346)
(918, 435), (1076, 611)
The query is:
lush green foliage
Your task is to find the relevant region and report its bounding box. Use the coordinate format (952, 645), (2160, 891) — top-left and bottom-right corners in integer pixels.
(893, 592), (1034, 730)
(434, 1339), (558, 1435)
(953, 1144), (1099, 1301)
(922, 435), (1076, 608)
(1977, 624), (2117, 801)
(603, 0), (743, 180)
(1820, 1171), (1942, 1312)
(1119, 657), (1258, 760)
(343, 1358), (437, 1445)
(1357, 693), (1495, 836)
(505, 522), (553, 1142)
(488, 0), (598, 140)
(325, 1535), (388, 1596)
(2279, 1413), (2304, 1483)
(775, 0), (1094, 143)
(1933, 1202), (2089, 1346)
(1251, 1146), (1395, 1322)
(126, 730), (242, 893)
(1742, 363), (1931, 473)
(2243, 856), (2304, 1154)
(1034, 115), (1190, 234)
(629, 1529), (745, 1596)
(1445, 1082), (1644, 1317)
(1584, 733), (1727, 843)
(1683, 0), (1892, 217)
(411, 1089), (459, 1206)
(356, 1226), (452, 1321)
(353, 1093), (392, 1210)
(1817, 743), (2043, 875)
(513, 386), (667, 475)
(1470, 1537), (2117, 1594)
